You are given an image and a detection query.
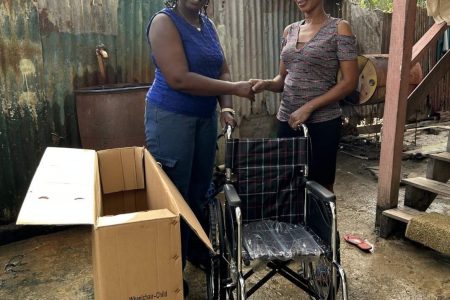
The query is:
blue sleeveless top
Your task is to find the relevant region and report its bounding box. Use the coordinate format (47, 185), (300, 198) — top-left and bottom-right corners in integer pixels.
(146, 8), (224, 118)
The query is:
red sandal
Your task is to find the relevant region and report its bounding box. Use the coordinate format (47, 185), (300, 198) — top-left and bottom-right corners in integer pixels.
(344, 234), (373, 253)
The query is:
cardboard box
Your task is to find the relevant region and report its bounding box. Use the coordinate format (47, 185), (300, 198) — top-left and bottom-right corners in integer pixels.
(17, 147), (212, 299)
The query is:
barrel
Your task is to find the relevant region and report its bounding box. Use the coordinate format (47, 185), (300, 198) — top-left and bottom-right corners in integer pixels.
(75, 84), (150, 150)
(338, 54), (423, 105)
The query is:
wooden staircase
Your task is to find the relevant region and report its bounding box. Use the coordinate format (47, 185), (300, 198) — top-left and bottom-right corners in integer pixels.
(380, 133), (450, 237)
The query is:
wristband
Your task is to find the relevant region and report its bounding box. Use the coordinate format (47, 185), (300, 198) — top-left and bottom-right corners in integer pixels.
(221, 108), (236, 115)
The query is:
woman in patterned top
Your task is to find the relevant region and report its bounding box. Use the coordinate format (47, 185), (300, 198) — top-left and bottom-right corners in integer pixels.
(250, 0), (358, 192)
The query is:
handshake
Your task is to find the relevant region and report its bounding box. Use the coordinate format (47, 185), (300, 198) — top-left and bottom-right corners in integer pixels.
(232, 79), (272, 101)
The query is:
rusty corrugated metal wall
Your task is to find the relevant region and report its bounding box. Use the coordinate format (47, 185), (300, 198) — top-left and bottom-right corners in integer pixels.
(210, 0), (341, 121)
(0, 0), (164, 223)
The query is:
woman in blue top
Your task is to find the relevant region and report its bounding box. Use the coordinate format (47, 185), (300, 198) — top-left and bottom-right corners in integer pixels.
(145, 0), (254, 296)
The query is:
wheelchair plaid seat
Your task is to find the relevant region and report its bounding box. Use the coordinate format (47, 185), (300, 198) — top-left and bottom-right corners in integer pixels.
(226, 137), (323, 261)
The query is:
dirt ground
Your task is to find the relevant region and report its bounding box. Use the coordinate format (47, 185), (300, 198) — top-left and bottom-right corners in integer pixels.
(1, 128), (449, 300)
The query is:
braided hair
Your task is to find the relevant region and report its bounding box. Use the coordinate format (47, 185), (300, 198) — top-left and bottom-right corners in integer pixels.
(164, 0), (210, 15)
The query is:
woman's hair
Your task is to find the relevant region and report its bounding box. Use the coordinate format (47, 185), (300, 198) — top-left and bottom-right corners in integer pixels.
(164, 0), (210, 15)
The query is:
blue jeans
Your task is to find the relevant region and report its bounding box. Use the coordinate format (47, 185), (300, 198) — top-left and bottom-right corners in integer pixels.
(145, 101), (217, 269)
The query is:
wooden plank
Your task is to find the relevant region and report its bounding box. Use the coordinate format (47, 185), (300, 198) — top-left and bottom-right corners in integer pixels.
(408, 50), (450, 104)
(403, 141), (447, 155)
(405, 125), (450, 131)
(429, 152), (450, 163)
(357, 124), (382, 135)
(402, 177), (450, 197)
(376, 0), (417, 226)
(411, 22), (448, 66)
(447, 133), (450, 152)
(383, 207), (425, 223)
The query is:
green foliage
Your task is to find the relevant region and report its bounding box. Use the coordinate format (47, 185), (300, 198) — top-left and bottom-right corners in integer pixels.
(358, 0), (427, 13)
(359, 0), (392, 12)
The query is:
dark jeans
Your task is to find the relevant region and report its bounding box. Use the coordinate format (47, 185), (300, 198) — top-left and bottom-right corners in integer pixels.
(277, 117), (341, 186)
(145, 101), (217, 269)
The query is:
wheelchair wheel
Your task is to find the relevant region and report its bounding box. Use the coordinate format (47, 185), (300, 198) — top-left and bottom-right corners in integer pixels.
(308, 251), (343, 300)
(308, 255), (333, 300)
(207, 199), (221, 299)
(207, 199), (232, 300)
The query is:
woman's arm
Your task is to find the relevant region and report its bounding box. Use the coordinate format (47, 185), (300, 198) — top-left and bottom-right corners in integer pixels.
(288, 20), (358, 128)
(249, 25), (291, 93)
(218, 60), (237, 127)
(149, 14), (254, 100)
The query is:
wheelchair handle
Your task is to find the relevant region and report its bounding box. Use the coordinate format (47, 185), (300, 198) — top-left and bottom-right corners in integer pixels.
(298, 123), (309, 139)
(224, 124), (233, 140)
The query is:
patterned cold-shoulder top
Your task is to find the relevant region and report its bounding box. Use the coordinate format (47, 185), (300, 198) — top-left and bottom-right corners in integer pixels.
(278, 17), (357, 123)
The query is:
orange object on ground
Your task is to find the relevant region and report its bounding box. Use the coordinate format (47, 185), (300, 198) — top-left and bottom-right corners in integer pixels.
(344, 234), (374, 252)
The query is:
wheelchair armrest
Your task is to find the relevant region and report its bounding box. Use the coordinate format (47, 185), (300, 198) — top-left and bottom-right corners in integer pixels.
(305, 180), (336, 203)
(223, 184), (241, 207)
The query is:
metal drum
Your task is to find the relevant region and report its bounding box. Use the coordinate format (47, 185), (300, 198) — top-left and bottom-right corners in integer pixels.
(75, 84), (150, 150)
(338, 54), (423, 105)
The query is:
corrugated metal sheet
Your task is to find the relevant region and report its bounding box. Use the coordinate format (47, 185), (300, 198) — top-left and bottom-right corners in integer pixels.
(0, 0), (164, 223)
(0, 0), (49, 223)
(211, 0), (341, 119)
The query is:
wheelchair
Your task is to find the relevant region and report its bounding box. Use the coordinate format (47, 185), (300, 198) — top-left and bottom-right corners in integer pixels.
(206, 125), (348, 300)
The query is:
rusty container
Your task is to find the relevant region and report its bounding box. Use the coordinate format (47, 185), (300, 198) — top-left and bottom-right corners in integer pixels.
(338, 54), (423, 105)
(75, 84), (150, 150)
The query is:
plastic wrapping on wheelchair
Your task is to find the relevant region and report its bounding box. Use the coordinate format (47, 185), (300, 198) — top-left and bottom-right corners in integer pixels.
(243, 220), (323, 261)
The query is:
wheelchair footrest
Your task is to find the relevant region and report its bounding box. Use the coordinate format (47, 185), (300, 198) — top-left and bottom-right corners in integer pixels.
(243, 220), (323, 261)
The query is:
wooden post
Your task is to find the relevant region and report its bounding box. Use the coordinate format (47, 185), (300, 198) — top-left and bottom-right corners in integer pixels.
(376, 0), (417, 231)
(408, 50), (450, 105)
(410, 22), (448, 66)
(447, 132), (450, 152)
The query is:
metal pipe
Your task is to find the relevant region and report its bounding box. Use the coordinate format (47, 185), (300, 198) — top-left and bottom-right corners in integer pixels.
(330, 202), (338, 299)
(225, 124), (233, 182)
(301, 123), (309, 177)
(235, 207), (245, 299)
(333, 261), (348, 300)
(95, 44), (108, 85)
(301, 123), (309, 225)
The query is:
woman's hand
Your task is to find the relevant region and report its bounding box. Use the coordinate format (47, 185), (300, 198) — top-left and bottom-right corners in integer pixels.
(220, 111), (237, 128)
(249, 79), (271, 93)
(232, 81), (255, 101)
(288, 105), (314, 129)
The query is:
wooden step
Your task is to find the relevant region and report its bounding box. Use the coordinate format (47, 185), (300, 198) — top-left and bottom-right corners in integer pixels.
(429, 152), (450, 163)
(382, 206), (425, 223)
(402, 177), (450, 197)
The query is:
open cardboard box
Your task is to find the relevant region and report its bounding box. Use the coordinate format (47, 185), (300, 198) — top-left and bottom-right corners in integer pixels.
(17, 147), (212, 299)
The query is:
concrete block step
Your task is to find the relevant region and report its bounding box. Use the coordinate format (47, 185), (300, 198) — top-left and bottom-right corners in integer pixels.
(402, 177), (450, 197)
(382, 206), (425, 223)
(429, 152), (450, 163)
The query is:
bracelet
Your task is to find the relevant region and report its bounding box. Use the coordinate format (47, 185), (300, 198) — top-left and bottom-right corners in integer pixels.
(221, 108), (236, 115)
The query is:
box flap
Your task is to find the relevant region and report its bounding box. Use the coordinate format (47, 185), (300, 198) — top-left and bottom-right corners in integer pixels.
(93, 211), (183, 300)
(144, 150), (213, 251)
(97, 209), (176, 228)
(17, 147), (96, 225)
(97, 147), (145, 194)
